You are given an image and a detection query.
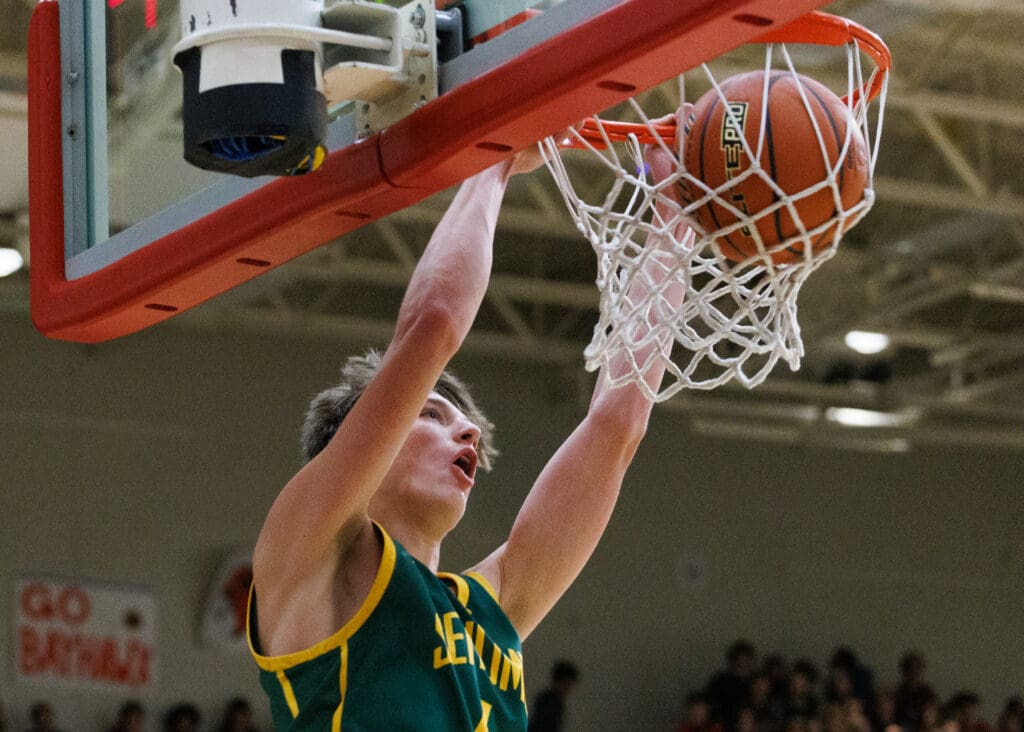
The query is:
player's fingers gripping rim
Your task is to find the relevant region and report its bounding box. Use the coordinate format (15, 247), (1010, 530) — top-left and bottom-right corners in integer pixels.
(675, 102), (694, 157)
(644, 104), (697, 239)
(643, 105), (690, 192)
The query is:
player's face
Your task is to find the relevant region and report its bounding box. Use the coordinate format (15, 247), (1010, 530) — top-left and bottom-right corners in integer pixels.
(376, 393), (482, 528)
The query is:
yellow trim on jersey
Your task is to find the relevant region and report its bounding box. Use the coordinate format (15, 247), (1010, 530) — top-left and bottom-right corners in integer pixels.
(332, 642), (349, 731)
(437, 572), (471, 606)
(275, 670), (300, 718)
(436, 571), (500, 607)
(248, 523), (398, 672)
(474, 701), (493, 732)
(465, 571), (499, 604)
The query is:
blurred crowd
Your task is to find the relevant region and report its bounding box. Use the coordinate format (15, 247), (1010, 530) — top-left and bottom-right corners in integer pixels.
(0, 696), (257, 732)
(2, 642), (1019, 731)
(677, 642), (1022, 732)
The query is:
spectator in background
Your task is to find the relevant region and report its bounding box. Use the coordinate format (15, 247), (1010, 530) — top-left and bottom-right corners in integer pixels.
(106, 701), (145, 732)
(821, 701), (871, 732)
(997, 698), (1023, 732)
(826, 667), (856, 707)
(763, 654), (791, 710)
(707, 640), (758, 724)
(846, 698), (874, 732)
(919, 698), (947, 732)
(217, 697), (258, 732)
(784, 715), (820, 732)
(25, 702), (62, 732)
(823, 704), (853, 732)
(826, 677), (874, 732)
(164, 704), (201, 732)
(872, 689), (903, 732)
(527, 660), (580, 732)
(829, 648), (876, 707)
(750, 671), (787, 732)
(0, 699), (6, 732)
(948, 692), (993, 732)
(734, 707), (759, 732)
(894, 651), (937, 729)
(785, 659), (821, 722)
(677, 692), (724, 732)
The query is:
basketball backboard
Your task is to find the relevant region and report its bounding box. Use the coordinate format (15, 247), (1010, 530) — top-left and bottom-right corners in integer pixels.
(28, 0), (830, 343)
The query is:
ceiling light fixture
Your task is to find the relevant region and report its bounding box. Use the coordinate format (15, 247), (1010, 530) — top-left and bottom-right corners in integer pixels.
(844, 330), (890, 355)
(825, 407), (920, 429)
(0, 248), (24, 277)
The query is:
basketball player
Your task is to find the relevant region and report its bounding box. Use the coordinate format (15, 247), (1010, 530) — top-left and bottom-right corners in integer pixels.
(247, 122), (688, 729)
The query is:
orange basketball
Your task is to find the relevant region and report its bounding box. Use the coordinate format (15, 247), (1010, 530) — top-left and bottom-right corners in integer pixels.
(680, 71), (869, 264)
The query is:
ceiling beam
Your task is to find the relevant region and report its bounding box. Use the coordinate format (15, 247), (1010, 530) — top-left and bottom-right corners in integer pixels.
(910, 107), (989, 198)
(684, 62), (1024, 129)
(880, 0), (1024, 19)
(277, 257), (600, 309)
(872, 177), (1024, 219)
(893, 89), (1024, 129)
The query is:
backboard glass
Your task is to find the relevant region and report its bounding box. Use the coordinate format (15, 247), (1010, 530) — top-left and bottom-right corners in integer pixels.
(29, 0), (830, 343)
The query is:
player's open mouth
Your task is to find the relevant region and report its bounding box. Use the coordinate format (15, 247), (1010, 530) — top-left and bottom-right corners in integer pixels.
(453, 449), (478, 481)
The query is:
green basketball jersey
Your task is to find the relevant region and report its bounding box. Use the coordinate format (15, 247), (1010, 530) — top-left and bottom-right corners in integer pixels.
(247, 524), (528, 731)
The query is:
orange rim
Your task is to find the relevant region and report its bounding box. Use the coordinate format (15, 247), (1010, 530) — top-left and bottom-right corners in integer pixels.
(569, 10), (890, 149)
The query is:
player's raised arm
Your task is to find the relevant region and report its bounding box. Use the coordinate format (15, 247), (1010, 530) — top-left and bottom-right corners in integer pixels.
(253, 152), (540, 602)
(469, 126), (691, 639)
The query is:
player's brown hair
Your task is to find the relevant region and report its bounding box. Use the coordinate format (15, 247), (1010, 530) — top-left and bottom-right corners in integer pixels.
(300, 349), (497, 470)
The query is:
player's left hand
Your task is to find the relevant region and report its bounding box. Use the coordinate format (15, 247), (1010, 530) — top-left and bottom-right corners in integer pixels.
(645, 104), (697, 248)
(644, 103), (693, 193)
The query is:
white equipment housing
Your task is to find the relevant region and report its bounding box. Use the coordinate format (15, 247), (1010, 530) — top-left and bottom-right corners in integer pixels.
(173, 0), (439, 137)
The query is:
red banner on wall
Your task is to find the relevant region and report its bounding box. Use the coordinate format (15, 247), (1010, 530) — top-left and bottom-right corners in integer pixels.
(199, 546), (253, 651)
(14, 577), (157, 690)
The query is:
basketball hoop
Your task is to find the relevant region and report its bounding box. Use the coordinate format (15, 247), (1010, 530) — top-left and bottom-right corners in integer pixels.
(541, 11), (890, 400)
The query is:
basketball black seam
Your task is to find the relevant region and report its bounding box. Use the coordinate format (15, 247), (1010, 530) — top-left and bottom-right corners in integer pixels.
(765, 72), (790, 255)
(802, 84), (846, 253)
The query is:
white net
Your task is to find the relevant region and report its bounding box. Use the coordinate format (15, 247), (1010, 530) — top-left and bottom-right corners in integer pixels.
(541, 36), (887, 401)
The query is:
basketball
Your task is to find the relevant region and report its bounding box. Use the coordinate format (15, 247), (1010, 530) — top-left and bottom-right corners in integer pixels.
(679, 70), (869, 264)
